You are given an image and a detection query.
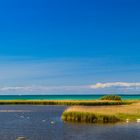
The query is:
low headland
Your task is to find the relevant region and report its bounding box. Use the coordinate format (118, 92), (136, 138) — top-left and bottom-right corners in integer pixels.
(62, 96), (140, 124)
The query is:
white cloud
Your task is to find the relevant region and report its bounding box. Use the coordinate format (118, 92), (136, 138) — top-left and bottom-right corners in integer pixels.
(0, 82), (140, 94)
(0, 85), (89, 93)
(90, 82), (140, 89)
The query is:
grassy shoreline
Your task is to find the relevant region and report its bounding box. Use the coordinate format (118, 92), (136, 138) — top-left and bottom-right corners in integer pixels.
(0, 100), (134, 105)
(0, 99), (139, 124)
(62, 101), (140, 123)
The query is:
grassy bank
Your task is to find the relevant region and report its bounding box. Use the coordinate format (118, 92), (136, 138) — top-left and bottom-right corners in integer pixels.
(0, 100), (133, 105)
(62, 101), (140, 123)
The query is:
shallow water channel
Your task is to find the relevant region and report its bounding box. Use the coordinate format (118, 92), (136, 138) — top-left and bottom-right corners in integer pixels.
(0, 105), (139, 140)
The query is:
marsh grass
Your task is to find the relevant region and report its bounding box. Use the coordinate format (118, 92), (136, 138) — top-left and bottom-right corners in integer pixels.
(62, 102), (140, 123)
(0, 100), (131, 106)
(62, 112), (120, 123)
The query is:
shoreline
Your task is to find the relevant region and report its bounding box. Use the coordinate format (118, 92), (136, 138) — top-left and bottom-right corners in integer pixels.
(0, 99), (139, 124)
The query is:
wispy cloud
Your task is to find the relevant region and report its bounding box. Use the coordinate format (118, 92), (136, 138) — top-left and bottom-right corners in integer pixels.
(90, 82), (140, 89)
(0, 85), (89, 93)
(0, 82), (140, 94)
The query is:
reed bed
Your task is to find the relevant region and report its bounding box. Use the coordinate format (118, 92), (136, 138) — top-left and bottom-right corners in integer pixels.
(0, 100), (132, 106)
(62, 102), (140, 123)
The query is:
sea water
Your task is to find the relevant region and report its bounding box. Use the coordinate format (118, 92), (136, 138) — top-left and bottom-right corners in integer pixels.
(0, 94), (139, 100)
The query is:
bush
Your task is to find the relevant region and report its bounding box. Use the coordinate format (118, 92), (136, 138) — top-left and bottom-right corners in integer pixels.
(100, 95), (122, 101)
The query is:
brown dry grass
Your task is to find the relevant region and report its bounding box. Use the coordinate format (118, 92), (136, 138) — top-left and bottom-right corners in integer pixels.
(65, 102), (140, 116)
(61, 101), (140, 123)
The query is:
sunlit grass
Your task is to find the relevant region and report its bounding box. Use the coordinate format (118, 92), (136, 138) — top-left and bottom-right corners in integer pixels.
(62, 101), (140, 123)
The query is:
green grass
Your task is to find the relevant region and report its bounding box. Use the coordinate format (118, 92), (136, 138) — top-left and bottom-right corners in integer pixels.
(101, 95), (122, 101)
(62, 112), (140, 123)
(62, 112), (120, 123)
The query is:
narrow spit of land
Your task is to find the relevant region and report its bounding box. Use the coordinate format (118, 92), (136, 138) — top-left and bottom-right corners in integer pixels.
(0, 100), (132, 105)
(62, 101), (140, 123)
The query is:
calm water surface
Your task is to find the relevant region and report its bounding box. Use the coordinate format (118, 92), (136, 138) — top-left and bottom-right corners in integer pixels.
(0, 105), (139, 140)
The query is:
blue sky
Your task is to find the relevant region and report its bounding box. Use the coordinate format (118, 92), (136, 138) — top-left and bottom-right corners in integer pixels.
(0, 0), (140, 94)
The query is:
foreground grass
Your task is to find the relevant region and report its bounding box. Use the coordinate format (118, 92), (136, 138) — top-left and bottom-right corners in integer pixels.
(0, 100), (132, 106)
(62, 101), (140, 123)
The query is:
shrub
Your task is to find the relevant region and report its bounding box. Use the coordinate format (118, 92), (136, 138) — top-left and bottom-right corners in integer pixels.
(100, 95), (122, 101)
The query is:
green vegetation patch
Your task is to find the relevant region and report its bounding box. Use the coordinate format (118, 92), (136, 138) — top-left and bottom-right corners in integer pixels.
(62, 112), (120, 123)
(101, 95), (122, 101)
